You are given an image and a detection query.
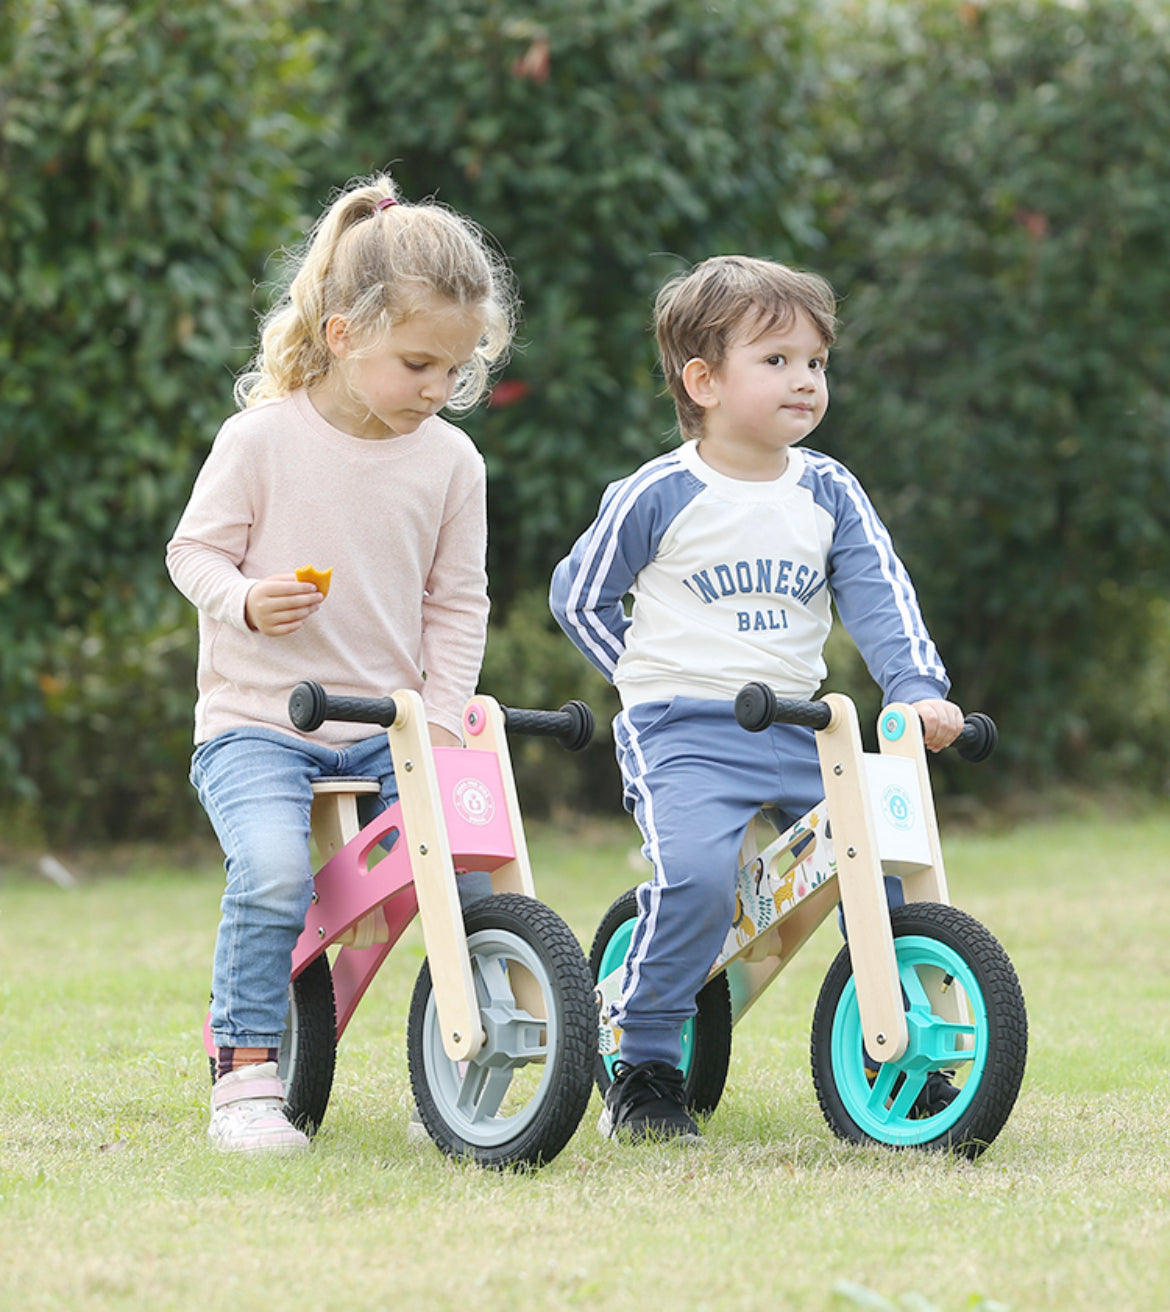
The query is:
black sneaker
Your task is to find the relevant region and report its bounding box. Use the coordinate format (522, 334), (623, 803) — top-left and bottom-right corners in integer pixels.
(910, 1070), (960, 1119)
(865, 1066), (960, 1119)
(600, 1060), (702, 1142)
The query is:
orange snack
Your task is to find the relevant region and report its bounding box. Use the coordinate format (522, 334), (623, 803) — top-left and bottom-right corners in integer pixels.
(295, 564), (332, 597)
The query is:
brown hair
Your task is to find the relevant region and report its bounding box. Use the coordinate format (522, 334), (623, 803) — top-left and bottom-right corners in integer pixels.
(235, 172), (517, 411)
(654, 255), (837, 439)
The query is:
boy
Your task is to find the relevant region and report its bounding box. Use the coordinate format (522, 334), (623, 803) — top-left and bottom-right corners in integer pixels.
(550, 256), (964, 1142)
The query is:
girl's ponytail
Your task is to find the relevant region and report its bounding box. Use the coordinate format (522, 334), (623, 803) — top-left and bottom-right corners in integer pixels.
(236, 174), (514, 412)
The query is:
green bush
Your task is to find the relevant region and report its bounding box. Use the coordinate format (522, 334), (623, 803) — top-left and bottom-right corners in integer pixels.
(480, 590), (622, 818)
(6, 0), (1170, 841)
(297, 0), (825, 605)
(810, 0), (1170, 783)
(0, 0), (328, 825)
(18, 617), (202, 843)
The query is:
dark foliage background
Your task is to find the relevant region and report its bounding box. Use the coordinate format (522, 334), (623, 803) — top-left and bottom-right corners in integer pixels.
(2, 0), (1167, 842)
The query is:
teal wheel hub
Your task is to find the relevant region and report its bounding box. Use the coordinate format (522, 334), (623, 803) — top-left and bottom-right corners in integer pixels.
(597, 917), (699, 1080)
(829, 934), (988, 1146)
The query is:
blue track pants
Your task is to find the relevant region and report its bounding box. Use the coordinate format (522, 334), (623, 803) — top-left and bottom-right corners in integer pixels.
(612, 696), (900, 1069)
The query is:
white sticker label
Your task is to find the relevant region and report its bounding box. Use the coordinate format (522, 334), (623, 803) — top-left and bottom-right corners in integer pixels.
(453, 777), (495, 826)
(881, 784), (916, 831)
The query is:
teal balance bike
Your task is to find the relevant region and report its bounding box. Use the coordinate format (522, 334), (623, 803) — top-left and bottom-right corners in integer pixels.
(590, 688), (1028, 1158)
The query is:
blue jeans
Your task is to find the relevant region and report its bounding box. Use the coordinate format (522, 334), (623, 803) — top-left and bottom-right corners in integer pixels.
(191, 728), (399, 1049)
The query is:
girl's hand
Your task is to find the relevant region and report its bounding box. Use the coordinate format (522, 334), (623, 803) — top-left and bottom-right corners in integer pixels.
(245, 574), (325, 636)
(912, 697), (965, 752)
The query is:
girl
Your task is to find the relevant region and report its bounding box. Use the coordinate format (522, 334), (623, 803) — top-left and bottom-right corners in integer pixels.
(167, 173), (516, 1153)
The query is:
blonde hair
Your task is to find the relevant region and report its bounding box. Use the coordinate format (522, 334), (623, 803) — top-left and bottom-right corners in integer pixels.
(655, 255), (837, 440)
(235, 172), (517, 411)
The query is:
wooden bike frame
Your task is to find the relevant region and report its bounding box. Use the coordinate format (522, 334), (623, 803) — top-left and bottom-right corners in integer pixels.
(597, 696), (965, 1064)
(203, 692), (541, 1065)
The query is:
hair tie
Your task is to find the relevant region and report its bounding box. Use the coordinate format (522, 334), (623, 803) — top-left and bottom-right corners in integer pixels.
(373, 197), (399, 212)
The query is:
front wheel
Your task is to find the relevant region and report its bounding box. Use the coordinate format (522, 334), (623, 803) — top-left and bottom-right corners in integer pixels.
(589, 887), (733, 1117)
(407, 893), (596, 1170)
(810, 901), (1027, 1158)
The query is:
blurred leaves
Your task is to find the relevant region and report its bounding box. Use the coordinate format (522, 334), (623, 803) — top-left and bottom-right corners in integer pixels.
(2, 0), (1169, 838)
(810, 0), (1170, 787)
(0, 0), (329, 835)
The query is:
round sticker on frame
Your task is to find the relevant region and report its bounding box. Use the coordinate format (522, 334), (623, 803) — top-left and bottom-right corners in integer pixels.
(881, 784), (915, 831)
(453, 777), (496, 826)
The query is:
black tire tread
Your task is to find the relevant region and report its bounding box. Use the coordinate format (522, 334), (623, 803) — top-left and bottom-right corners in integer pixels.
(811, 901), (1027, 1158)
(588, 886), (733, 1117)
(283, 953), (337, 1134)
(407, 893), (596, 1170)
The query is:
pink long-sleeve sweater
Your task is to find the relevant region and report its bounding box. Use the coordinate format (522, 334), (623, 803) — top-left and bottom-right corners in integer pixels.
(166, 388), (489, 745)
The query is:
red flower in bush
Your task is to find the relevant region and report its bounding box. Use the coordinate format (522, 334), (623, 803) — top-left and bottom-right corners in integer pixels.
(512, 38), (550, 84)
(489, 379), (531, 408)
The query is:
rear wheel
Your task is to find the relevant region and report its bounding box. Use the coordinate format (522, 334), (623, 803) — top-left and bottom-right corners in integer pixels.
(810, 902), (1027, 1158)
(589, 887), (733, 1117)
(280, 953), (337, 1134)
(207, 951), (337, 1137)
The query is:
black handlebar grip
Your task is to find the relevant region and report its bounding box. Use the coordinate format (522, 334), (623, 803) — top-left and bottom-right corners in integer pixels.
(502, 700), (595, 752)
(955, 711), (997, 763)
(735, 680), (997, 762)
(288, 680), (398, 732)
(734, 681), (777, 732)
(556, 699), (595, 752)
(735, 682), (833, 733)
(289, 680), (328, 732)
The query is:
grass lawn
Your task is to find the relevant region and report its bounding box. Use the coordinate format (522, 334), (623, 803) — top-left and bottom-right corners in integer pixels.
(1, 808), (1169, 1311)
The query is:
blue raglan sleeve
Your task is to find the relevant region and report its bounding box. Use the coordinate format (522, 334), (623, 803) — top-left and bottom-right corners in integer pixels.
(818, 459), (951, 705)
(550, 476), (658, 684)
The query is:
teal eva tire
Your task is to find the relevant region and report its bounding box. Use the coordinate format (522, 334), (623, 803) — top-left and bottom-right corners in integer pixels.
(810, 901), (1027, 1159)
(407, 893), (596, 1170)
(588, 887), (732, 1117)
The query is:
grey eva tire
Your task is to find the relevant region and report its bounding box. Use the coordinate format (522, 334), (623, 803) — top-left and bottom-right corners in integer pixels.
(588, 886), (733, 1117)
(206, 951), (337, 1137)
(407, 893), (596, 1170)
(810, 901), (1027, 1159)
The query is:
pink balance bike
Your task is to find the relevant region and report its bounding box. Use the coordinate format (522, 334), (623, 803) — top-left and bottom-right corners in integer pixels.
(204, 684), (598, 1170)
(590, 687), (1028, 1158)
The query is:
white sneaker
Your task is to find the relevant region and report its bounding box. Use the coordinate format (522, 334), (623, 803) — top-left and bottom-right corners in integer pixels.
(407, 1104), (429, 1146)
(208, 1062), (309, 1154)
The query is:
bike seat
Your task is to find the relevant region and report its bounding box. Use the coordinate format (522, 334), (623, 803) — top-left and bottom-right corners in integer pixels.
(311, 776), (381, 795)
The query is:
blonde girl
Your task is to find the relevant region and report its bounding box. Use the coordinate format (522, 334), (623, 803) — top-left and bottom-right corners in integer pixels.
(167, 173), (516, 1153)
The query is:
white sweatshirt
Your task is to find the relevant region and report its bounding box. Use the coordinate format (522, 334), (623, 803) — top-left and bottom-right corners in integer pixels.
(550, 440), (947, 708)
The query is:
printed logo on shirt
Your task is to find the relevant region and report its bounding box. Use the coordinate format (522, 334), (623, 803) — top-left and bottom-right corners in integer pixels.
(679, 555), (826, 636)
(738, 609), (788, 631)
(680, 556), (826, 608)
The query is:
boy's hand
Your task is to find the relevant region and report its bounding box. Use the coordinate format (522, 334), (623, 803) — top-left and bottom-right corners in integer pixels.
(912, 698), (965, 752)
(245, 574), (325, 636)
